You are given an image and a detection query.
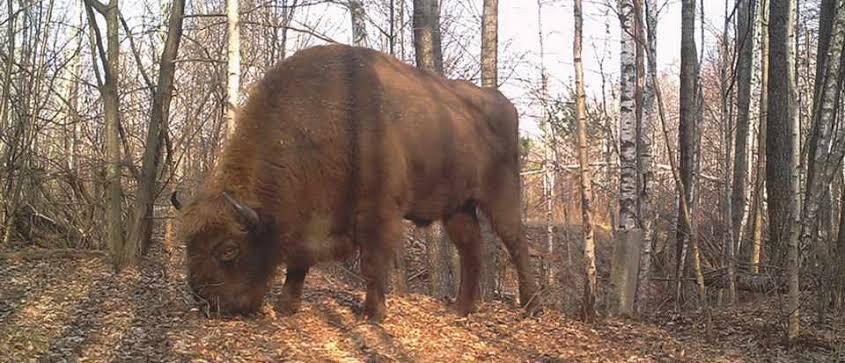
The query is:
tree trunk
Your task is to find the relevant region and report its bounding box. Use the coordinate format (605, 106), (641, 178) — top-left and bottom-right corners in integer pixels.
(87, 0), (128, 268)
(766, 0), (798, 270)
(732, 0), (756, 267)
(349, 0), (367, 47)
(836, 178), (845, 309)
(749, 0), (769, 274)
(799, 0), (845, 327)
(226, 0), (240, 136)
(767, 0), (800, 341)
(573, 0), (597, 321)
(542, 153), (556, 287)
(126, 0), (186, 256)
(635, 0), (657, 314)
(412, 0), (451, 299)
(720, 0), (737, 307)
(479, 0), (498, 301)
(0, 0), (12, 136)
(676, 0), (706, 308)
(390, 240), (408, 294)
(389, 0), (395, 55)
(610, 0), (640, 317)
(0, 0), (15, 245)
(536, 0), (556, 290)
(481, 0), (497, 89)
(427, 223), (452, 299)
(412, 0), (442, 73)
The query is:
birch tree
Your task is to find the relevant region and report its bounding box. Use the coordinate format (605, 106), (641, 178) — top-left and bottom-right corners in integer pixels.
(635, 0), (657, 313)
(749, 0), (769, 274)
(609, 0), (641, 316)
(573, 0), (597, 320)
(226, 0), (240, 136)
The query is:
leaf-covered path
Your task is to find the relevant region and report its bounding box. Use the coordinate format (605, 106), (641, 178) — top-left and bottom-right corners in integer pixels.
(0, 247), (841, 362)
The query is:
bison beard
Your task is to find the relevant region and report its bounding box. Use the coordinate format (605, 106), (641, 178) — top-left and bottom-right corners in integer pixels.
(171, 44), (541, 322)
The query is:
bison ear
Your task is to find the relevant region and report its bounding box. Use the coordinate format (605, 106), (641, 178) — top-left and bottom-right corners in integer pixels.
(170, 191), (182, 210)
(222, 192), (260, 228)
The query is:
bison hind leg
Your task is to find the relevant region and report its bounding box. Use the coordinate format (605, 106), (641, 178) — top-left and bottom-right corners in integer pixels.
(356, 212), (403, 323)
(444, 206), (483, 316)
(480, 185), (542, 315)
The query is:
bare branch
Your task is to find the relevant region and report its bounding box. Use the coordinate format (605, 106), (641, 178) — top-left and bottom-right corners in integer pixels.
(118, 11), (155, 92)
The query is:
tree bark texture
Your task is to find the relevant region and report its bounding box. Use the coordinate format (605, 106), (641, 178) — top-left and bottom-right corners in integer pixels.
(610, 0), (641, 316)
(617, 0), (638, 233)
(479, 0), (499, 301)
(349, 0), (368, 47)
(635, 0), (657, 314)
(766, 0), (801, 341)
(90, 0), (129, 269)
(749, 0), (769, 274)
(413, 0), (443, 74)
(573, 0), (597, 321)
(720, 0), (738, 305)
(481, 0), (497, 89)
(766, 0), (799, 269)
(677, 0), (706, 307)
(836, 179), (845, 308)
(732, 0), (757, 259)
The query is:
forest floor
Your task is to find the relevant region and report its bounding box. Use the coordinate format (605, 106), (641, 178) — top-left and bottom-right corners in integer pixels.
(1, 245), (843, 362)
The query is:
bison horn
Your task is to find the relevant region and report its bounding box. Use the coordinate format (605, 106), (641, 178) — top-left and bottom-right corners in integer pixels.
(170, 191), (182, 210)
(222, 192), (260, 227)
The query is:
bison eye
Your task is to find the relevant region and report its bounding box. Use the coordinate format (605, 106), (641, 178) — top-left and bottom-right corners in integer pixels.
(216, 241), (240, 262)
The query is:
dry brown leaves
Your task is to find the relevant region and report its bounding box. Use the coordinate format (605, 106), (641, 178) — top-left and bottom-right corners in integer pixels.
(1, 246), (843, 362)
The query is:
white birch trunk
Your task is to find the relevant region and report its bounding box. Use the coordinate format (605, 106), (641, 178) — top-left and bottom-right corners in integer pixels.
(635, 0), (657, 313)
(610, 0), (640, 316)
(226, 0), (240, 137)
(573, 0), (597, 320)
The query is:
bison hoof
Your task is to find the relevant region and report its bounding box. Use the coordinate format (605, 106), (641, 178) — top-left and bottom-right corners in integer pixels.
(454, 303), (478, 317)
(364, 305), (386, 323)
(275, 297), (301, 316)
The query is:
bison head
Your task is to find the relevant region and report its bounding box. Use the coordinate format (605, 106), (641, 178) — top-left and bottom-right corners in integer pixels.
(171, 191), (281, 315)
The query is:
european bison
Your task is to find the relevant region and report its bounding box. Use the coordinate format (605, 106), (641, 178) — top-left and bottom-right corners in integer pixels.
(170, 44), (540, 322)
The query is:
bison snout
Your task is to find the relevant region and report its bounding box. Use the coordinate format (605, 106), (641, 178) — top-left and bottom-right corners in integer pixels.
(189, 288), (262, 316)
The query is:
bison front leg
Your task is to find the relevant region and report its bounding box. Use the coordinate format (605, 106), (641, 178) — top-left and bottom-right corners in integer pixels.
(276, 265), (310, 316)
(356, 215), (401, 323)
